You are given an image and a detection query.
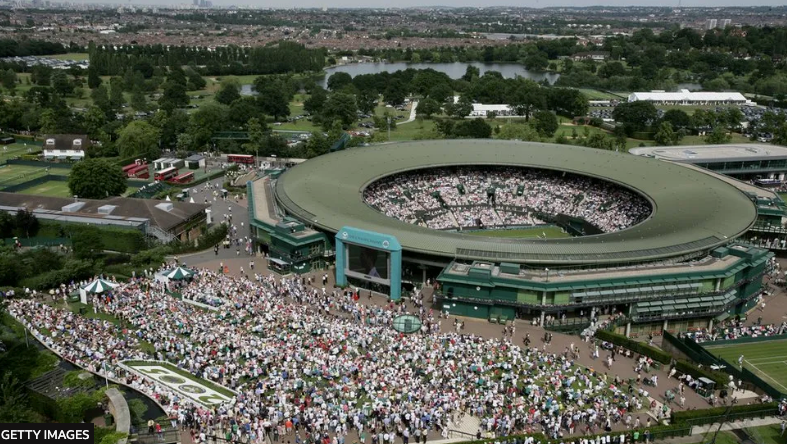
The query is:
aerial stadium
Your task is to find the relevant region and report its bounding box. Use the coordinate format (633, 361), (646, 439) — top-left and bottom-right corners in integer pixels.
(249, 140), (774, 336)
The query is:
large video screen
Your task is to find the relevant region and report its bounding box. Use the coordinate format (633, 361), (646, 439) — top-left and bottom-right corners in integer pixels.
(346, 243), (389, 281)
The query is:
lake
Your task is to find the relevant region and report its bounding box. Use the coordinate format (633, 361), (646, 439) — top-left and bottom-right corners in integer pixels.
(239, 62), (560, 96)
(320, 62), (560, 87)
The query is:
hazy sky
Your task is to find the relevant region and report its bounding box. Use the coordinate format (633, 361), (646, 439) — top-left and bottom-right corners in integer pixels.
(228, 0), (784, 6)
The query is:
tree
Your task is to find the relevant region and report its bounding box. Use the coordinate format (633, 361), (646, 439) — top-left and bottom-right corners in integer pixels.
(159, 81), (189, 112)
(305, 131), (330, 158)
(446, 95), (473, 119)
(189, 102), (229, 149)
(116, 120), (161, 159)
(215, 77), (241, 105)
(30, 65), (52, 86)
(428, 83), (454, 104)
(303, 87), (328, 115)
(71, 226), (104, 260)
(705, 126), (732, 144)
(321, 92), (358, 128)
(383, 79), (407, 106)
(52, 70), (74, 96)
(130, 86), (148, 112)
(356, 89), (377, 115)
(461, 65), (480, 82)
(87, 66), (102, 89)
(184, 68), (206, 90)
(653, 121), (682, 146)
(91, 85), (112, 115)
(228, 97), (264, 129)
(327, 72), (353, 91)
(68, 159), (127, 199)
(245, 117), (270, 159)
(533, 111), (559, 137)
(109, 77), (125, 109)
(612, 101), (658, 135)
(661, 109), (691, 130)
(15, 209), (39, 238)
(497, 123), (540, 141)
(256, 82), (290, 121)
(0, 69), (16, 92)
(509, 81), (545, 120)
(453, 119), (492, 138)
(417, 98), (441, 119)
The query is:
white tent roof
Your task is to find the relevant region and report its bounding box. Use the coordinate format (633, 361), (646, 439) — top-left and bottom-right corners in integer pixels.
(628, 90), (748, 102)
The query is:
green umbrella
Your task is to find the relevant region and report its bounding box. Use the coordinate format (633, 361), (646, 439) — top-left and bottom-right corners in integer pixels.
(83, 278), (118, 294)
(163, 266), (195, 280)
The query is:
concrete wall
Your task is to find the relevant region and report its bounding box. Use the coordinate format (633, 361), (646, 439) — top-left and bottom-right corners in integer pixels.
(105, 388), (130, 444)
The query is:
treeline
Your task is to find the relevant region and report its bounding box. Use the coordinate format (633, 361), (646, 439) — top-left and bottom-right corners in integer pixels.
(88, 41), (326, 76)
(558, 26), (787, 95)
(329, 67), (588, 118)
(0, 38), (71, 58)
(358, 39), (580, 67)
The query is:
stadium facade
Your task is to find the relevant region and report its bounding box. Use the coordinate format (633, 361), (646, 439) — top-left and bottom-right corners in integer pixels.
(249, 140), (773, 336)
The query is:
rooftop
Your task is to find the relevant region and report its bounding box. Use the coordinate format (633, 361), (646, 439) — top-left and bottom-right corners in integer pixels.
(0, 192), (208, 232)
(627, 90), (748, 102)
(629, 144), (787, 162)
(275, 140), (757, 265)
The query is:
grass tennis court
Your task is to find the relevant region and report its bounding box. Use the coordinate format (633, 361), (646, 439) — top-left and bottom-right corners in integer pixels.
(0, 143), (37, 164)
(17, 179), (72, 198)
(464, 226), (570, 239)
(0, 164), (48, 186)
(703, 339), (787, 394)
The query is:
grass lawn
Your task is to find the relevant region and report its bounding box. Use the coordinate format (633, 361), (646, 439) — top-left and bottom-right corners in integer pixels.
(17, 179), (72, 198)
(703, 339), (787, 394)
(778, 193), (787, 202)
(67, 302), (123, 327)
(578, 88), (626, 100)
(463, 226), (570, 239)
(49, 53), (89, 61)
(0, 143), (38, 164)
(387, 119), (437, 141)
(0, 164), (48, 186)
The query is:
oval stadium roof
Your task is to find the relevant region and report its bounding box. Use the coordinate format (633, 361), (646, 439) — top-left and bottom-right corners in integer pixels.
(275, 140), (757, 265)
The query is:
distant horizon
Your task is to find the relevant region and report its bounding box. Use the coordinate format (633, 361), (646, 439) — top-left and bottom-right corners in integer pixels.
(83, 0), (787, 8)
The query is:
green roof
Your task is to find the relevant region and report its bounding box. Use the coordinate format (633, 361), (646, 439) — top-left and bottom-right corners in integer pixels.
(275, 140), (757, 265)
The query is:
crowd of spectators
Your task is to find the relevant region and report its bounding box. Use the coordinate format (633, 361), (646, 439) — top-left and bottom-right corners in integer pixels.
(363, 167), (650, 233)
(682, 321), (787, 343)
(9, 268), (656, 444)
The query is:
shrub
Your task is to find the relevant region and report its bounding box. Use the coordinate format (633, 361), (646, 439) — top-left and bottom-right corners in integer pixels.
(671, 402), (777, 425)
(594, 329), (672, 364)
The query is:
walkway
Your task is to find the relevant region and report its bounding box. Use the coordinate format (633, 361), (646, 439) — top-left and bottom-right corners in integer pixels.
(399, 100), (419, 124)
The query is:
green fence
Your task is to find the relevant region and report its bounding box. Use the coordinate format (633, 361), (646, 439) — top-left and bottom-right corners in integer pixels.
(7, 159), (72, 170)
(2, 237), (71, 247)
(662, 331), (717, 365)
(700, 333), (787, 346)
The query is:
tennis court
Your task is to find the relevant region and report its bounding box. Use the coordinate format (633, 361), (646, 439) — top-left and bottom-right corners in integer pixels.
(0, 164), (48, 187)
(0, 143), (36, 164)
(17, 179), (72, 198)
(703, 339), (787, 394)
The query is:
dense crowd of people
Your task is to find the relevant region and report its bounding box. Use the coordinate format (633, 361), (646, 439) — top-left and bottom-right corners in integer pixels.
(363, 167), (650, 233)
(682, 321), (787, 343)
(8, 268), (657, 444)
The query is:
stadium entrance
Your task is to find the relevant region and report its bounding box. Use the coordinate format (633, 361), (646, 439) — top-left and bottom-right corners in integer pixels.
(335, 226), (403, 301)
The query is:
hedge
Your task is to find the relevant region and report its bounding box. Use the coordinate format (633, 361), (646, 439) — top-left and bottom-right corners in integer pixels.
(674, 359), (728, 386)
(594, 329), (672, 364)
(39, 221), (146, 254)
(671, 402), (778, 425)
(449, 423), (691, 444)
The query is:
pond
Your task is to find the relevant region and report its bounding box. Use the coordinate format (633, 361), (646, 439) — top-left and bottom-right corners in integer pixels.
(320, 62), (560, 87)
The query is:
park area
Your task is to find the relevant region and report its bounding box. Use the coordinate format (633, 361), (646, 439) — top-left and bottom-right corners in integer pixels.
(702, 339), (787, 395)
